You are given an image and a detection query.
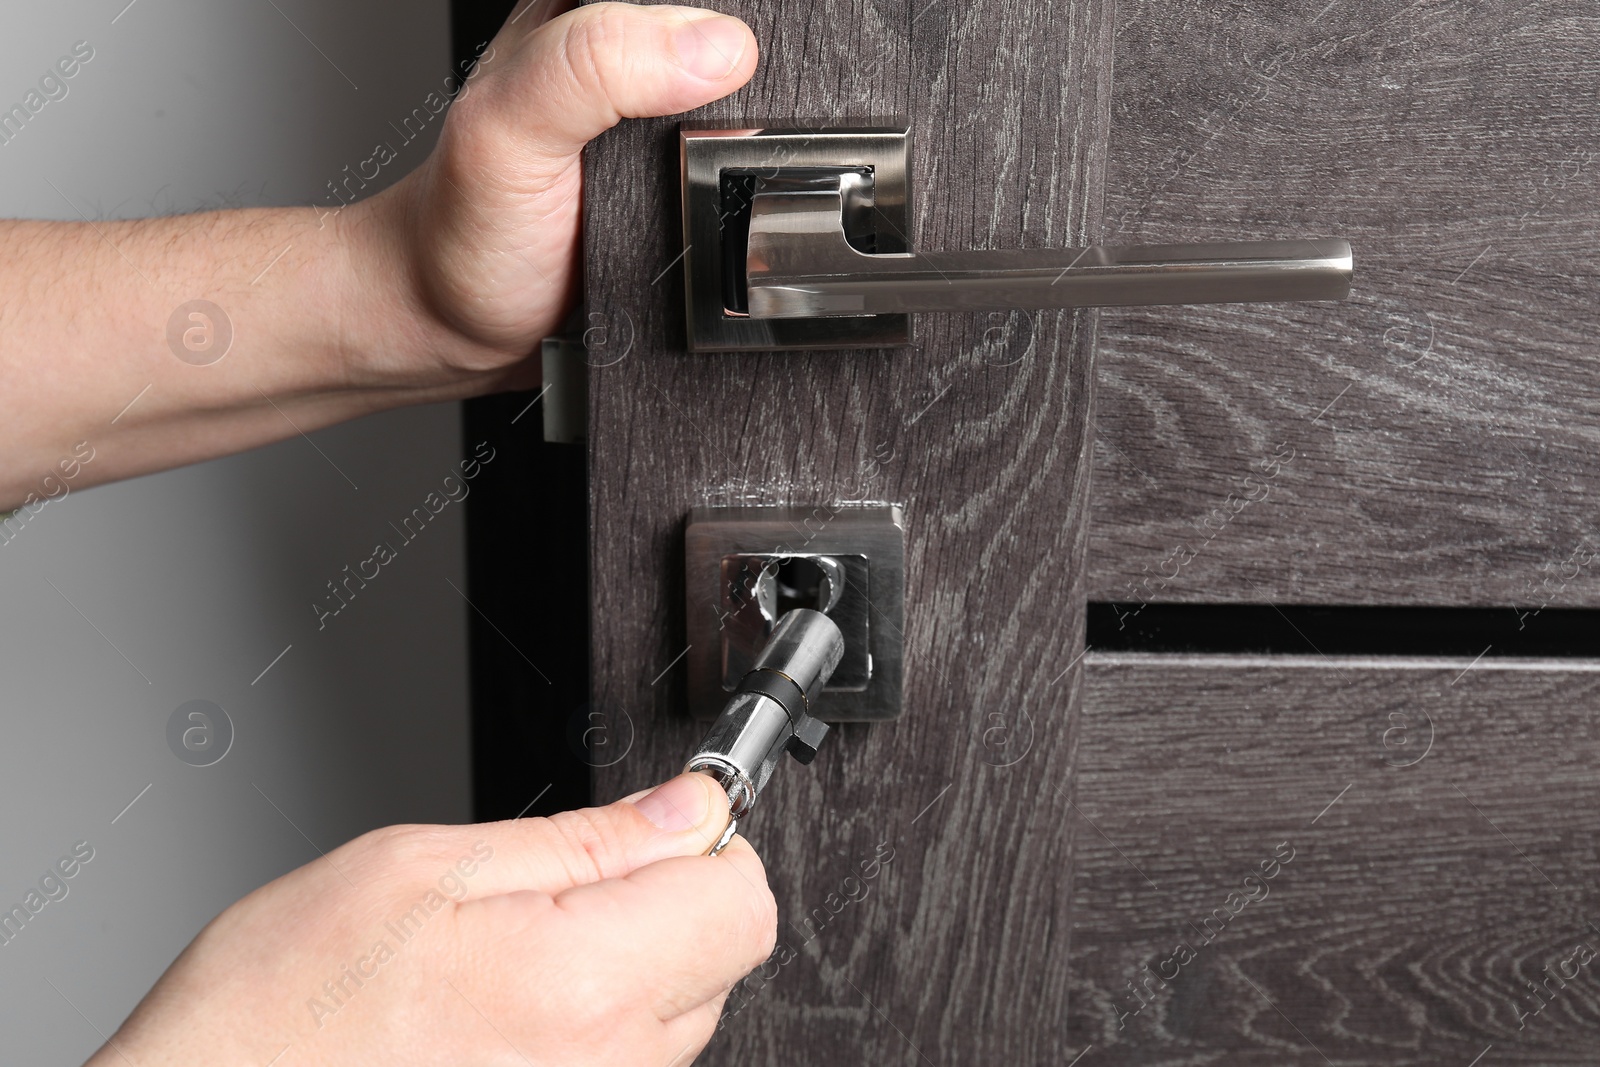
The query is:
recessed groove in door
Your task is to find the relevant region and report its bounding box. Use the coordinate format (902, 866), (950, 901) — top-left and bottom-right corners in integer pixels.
(1087, 603), (1600, 658)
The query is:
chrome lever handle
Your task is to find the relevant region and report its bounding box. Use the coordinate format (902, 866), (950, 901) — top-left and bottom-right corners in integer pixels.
(745, 180), (1352, 319)
(678, 124), (1352, 351)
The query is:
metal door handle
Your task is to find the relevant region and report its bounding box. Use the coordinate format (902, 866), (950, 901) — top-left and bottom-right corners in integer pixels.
(745, 174), (1351, 318)
(680, 125), (1352, 351)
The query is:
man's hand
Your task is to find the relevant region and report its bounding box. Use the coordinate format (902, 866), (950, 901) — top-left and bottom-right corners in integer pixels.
(89, 774), (775, 1067)
(372, 2), (758, 384)
(0, 3), (757, 506)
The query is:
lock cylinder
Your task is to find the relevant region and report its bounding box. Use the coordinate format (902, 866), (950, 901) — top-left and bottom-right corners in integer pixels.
(685, 608), (843, 827)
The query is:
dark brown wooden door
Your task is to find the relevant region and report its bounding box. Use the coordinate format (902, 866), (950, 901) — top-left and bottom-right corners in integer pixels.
(1070, 1), (1600, 1063)
(585, 1), (1108, 1061)
(578, 1), (1600, 1064)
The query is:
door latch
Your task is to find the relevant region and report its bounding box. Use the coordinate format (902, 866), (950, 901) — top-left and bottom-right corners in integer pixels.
(680, 124), (1353, 351)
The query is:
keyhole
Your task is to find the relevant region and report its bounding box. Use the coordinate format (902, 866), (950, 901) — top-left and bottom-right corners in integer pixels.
(771, 556), (845, 617)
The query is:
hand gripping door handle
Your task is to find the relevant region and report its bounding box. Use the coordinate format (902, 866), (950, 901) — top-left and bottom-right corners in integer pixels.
(677, 126), (1352, 351)
(743, 171), (1352, 318)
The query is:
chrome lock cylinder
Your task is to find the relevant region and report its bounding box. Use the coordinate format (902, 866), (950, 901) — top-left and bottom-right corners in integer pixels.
(685, 607), (843, 854)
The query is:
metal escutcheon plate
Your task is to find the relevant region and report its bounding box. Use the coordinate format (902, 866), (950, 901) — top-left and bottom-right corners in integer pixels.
(685, 505), (905, 721)
(680, 124), (912, 352)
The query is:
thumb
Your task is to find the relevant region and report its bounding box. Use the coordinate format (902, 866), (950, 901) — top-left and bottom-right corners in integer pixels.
(497, 3), (758, 161)
(454, 772), (736, 898)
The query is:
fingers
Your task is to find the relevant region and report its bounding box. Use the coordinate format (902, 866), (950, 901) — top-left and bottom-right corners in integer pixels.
(460, 833), (776, 1023)
(491, 3), (758, 161)
(660, 993), (728, 1064)
(344, 773), (734, 901)
(472, 772), (736, 897)
(548, 833), (776, 1020)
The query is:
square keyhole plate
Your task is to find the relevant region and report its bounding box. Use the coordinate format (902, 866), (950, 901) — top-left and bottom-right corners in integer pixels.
(686, 505), (904, 721)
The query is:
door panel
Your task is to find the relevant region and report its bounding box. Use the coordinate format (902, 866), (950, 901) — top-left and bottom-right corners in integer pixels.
(1068, 655), (1600, 1064)
(571, 1), (1600, 1063)
(1089, 0), (1600, 606)
(583, 0), (1112, 1060)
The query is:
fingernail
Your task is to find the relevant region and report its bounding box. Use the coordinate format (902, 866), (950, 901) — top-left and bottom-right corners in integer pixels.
(673, 13), (749, 81)
(635, 774), (711, 832)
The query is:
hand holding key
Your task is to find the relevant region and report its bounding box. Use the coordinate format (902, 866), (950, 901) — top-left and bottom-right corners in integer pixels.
(87, 775), (774, 1067)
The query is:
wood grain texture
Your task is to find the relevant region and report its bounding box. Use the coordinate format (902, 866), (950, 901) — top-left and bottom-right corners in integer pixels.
(1089, 0), (1600, 607)
(1069, 654), (1600, 1064)
(583, 0), (1112, 1061)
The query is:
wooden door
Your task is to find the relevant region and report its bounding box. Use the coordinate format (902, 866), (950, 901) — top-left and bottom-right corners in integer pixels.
(571, 0), (1600, 1064)
(583, 1), (1110, 1062)
(1072, 0), (1600, 1064)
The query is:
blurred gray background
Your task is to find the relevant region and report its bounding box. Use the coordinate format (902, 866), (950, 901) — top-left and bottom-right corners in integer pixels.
(0, 2), (472, 1062)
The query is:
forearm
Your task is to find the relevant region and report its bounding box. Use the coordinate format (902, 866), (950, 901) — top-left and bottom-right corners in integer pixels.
(0, 189), (503, 510)
(1, 0), (756, 514)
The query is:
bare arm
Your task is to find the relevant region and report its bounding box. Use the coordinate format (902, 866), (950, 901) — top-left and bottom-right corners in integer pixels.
(0, 1), (757, 510)
(0, 203), (487, 506)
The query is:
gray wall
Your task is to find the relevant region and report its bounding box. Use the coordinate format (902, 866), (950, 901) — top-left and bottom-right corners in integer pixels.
(0, 3), (472, 1062)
